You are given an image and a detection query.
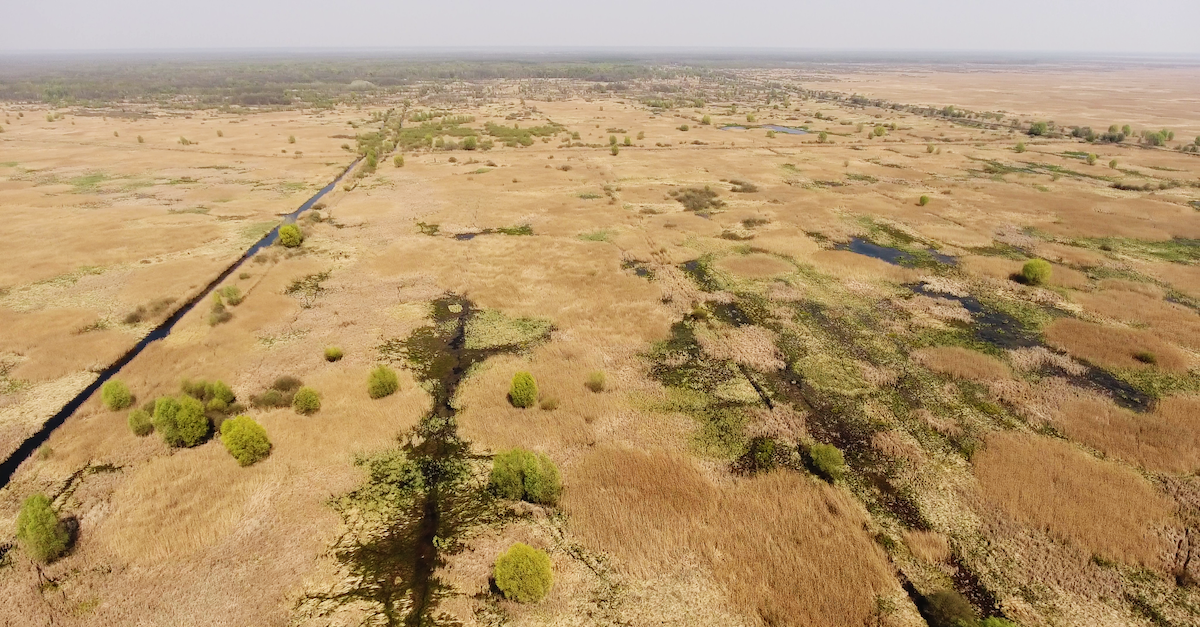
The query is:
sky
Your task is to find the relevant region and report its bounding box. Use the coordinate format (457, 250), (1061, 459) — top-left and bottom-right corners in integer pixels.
(5, 0), (1200, 55)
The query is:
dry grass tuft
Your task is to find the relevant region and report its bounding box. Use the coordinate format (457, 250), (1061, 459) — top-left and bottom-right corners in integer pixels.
(564, 446), (897, 627)
(974, 431), (1174, 567)
(1054, 394), (1200, 474)
(914, 346), (1011, 382)
(694, 324), (785, 371)
(1044, 318), (1191, 372)
(904, 530), (951, 564)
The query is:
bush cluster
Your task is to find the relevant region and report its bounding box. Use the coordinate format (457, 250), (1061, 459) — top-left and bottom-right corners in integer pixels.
(250, 376), (304, 408)
(16, 493), (70, 563)
(508, 372), (538, 408)
(324, 346), (344, 362)
(494, 543), (553, 603)
(153, 396), (210, 447)
(220, 415), (272, 466)
(368, 365), (399, 399)
(489, 448), (562, 505)
(128, 408), (154, 436)
(100, 379), (134, 411)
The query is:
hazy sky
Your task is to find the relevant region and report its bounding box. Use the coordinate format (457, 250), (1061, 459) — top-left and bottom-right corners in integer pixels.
(6, 0), (1200, 54)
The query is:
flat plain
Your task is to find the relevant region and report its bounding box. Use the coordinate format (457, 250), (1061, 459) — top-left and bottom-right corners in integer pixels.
(1, 58), (1198, 627)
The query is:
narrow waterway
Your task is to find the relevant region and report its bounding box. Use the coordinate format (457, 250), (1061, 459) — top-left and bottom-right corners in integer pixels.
(0, 158), (361, 487)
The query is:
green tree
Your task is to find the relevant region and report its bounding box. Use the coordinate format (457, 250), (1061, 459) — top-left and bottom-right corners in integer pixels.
(509, 372), (538, 408)
(292, 386), (321, 414)
(463, 135), (477, 150)
(1021, 259), (1052, 286)
(494, 543), (553, 603)
(163, 396), (209, 447)
(220, 415), (272, 466)
(101, 379), (133, 410)
(16, 493), (70, 563)
(489, 449), (562, 505)
(277, 224), (303, 248)
(1122, 124), (1132, 136)
(1028, 121), (1048, 136)
(368, 364), (399, 399)
(809, 443), (845, 482)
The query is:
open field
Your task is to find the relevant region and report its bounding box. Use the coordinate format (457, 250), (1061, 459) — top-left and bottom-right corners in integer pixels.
(1, 58), (1199, 627)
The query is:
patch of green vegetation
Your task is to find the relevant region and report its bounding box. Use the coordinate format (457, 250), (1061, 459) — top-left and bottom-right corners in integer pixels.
(578, 229), (613, 242)
(484, 121), (562, 147)
(416, 221), (440, 236)
(845, 173), (878, 183)
(466, 168), (490, 174)
(578, 192), (602, 200)
(68, 172), (109, 193)
(968, 241), (1028, 260)
(1070, 237), (1200, 264)
(1114, 368), (1200, 399)
(167, 206), (210, 215)
(669, 186), (725, 213)
(464, 309), (552, 351)
(496, 224), (533, 236)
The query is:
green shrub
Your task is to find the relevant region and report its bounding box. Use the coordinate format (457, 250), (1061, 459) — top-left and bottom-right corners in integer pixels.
(463, 135), (478, 150)
(1014, 142), (1025, 153)
(701, 115), (711, 125)
(609, 134), (617, 145)
(818, 131), (828, 143)
(1021, 259), (1052, 286)
(137, 135), (144, 143)
(509, 372), (538, 408)
(494, 543), (553, 603)
(623, 136), (632, 146)
(155, 396), (209, 448)
(220, 415), (272, 466)
(539, 396), (559, 411)
(678, 124), (689, 131)
(918, 195), (930, 206)
(745, 436), (777, 473)
(100, 379), (133, 410)
(394, 154), (404, 167)
(324, 346), (344, 362)
(15, 493), (70, 563)
(1086, 153), (1097, 165)
(288, 135), (296, 144)
(926, 589), (977, 627)
(636, 131), (644, 140)
(809, 443), (845, 482)
(610, 145), (619, 156)
(1029, 121), (1049, 136)
(1134, 351), (1157, 365)
(489, 448), (562, 505)
(128, 408), (154, 436)
(368, 365), (399, 399)
(277, 224), (303, 248)
(584, 371), (606, 393)
(293, 386), (321, 414)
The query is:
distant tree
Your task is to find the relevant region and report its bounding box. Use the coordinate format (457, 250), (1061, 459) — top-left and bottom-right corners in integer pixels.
(509, 372), (538, 408)
(155, 396), (209, 448)
(127, 408), (153, 436)
(278, 224), (303, 248)
(366, 150), (378, 169)
(15, 493), (70, 563)
(462, 135), (477, 150)
(1028, 121), (1049, 136)
(220, 415), (271, 466)
(1086, 153), (1097, 165)
(1109, 124), (1119, 133)
(101, 379), (133, 411)
(1122, 125), (1132, 136)
(1021, 259), (1052, 286)
(494, 543), (553, 603)
(368, 365), (398, 399)
(292, 386), (320, 414)
(489, 448), (561, 505)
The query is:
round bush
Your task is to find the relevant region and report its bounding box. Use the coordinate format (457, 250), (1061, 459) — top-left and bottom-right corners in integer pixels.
(221, 415), (272, 466)
(16, 493), (70, 563)
(926, 589), (977, 627)
(509, 372), (538, 408)
(489, 449), (562, 506)
(1021, 259), (1052, 286)
(127, 408), (154, 436)
(101, 379), (133, 411)
(277, 224), (303, 248)
(368, 365), (399, 399)
(293, 386), (321, 415)
(918, 195), (930, 206)
(494, 543), (553, 603)
(809, 443), (845, 482)
(324, 346), (344, 362)
(584, 371), (606, 393)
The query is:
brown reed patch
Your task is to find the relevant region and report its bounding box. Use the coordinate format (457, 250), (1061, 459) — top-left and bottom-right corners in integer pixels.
(1097, 279), (1163, 299)
(564, 446), (897, 627)
(903, 530), (952, 564)
(973, 431), (1175, 567)
(914, 346), (1011, 382)
(1044, 318), (1191, 372)
(811, 249), (920, 284)
(1054, 394), (1200, 474)
(1074, 288), (1200, 350)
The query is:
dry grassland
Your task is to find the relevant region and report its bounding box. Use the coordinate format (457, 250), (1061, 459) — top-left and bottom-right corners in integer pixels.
(2, 62), (1200, 627)
(974, 431), (1174, 567)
